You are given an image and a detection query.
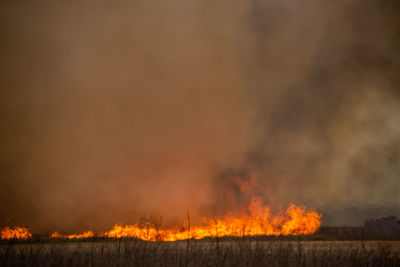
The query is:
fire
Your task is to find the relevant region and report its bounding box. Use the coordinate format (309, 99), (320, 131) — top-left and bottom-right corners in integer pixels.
(101, 199), (321, 241)
(1, 226), (32, 240)
(2, 199), (321, 241)
(50, 231), (94, 239)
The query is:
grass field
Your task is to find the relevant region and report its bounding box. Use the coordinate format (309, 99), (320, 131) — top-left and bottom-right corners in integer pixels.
(1, 238), (400, 266)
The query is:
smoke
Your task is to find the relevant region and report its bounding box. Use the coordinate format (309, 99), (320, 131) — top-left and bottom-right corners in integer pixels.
(0, 0), (399, 232)
(233, 0), (400, 225)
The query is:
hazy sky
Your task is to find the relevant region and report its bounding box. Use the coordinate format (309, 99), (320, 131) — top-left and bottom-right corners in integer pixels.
(1, 0), (400, 233)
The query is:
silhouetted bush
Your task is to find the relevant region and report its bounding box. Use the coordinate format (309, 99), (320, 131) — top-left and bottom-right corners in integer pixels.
(364, 216), (400, 238)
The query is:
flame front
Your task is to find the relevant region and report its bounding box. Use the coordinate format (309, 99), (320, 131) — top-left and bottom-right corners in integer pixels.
(102, 200), (321, 241)
(50, 231), (94, 239)
(1, 227), (32, 240)
(1, 200), (321, 241)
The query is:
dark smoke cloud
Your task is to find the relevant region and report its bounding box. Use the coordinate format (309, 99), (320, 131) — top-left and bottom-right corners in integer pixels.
(0, 0), (399, 232)
(234, 0), (400, 225)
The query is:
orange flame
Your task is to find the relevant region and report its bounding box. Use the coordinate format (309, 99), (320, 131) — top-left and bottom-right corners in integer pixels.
(101, 199), (321, 241)
(2, 199), (321, 241)
(50, 231), (94, 239)
(1, 226), (32, 240)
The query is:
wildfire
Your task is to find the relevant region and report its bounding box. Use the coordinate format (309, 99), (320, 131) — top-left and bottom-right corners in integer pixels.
(101, 199), (321, 241)
(2, 198), (321, 241)
(1, 226), (32, 240)
(50, 231), (94, 239)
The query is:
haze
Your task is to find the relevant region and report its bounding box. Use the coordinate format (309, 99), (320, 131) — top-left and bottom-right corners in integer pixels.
(1, 0), (399, 233)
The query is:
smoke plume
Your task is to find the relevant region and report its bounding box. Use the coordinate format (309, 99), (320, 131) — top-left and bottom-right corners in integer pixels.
(0, 0), (399, 232)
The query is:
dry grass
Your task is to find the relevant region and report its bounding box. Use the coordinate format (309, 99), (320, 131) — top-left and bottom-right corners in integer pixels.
(1, 239), (400, 266)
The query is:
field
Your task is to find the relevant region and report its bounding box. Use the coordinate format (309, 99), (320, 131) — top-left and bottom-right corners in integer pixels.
(1, 238), (400, 266)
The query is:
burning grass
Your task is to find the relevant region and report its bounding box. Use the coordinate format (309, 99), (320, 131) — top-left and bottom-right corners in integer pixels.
(0, 227), (32, 240)
(1, 200), (321, 241)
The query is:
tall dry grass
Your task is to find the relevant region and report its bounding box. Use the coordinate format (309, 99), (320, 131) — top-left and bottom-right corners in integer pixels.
(1, 238), (399, 266)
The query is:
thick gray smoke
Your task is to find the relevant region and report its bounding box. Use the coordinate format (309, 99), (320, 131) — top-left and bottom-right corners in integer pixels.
(0, 0), (399, 232)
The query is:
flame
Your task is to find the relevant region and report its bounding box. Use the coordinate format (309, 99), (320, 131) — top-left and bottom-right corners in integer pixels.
(50, 231), (94, 239)
(50, 231), (63, 238)
(1, 226), (32, 240)
(2, 199), (321, 241)
(101, 199), (321, 241)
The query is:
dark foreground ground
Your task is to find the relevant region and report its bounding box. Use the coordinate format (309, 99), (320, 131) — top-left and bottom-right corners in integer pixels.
(1, 238), (400, 267)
